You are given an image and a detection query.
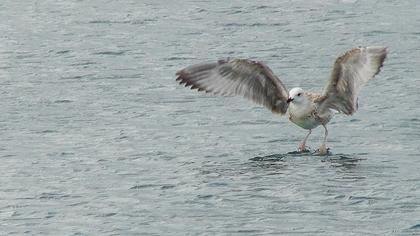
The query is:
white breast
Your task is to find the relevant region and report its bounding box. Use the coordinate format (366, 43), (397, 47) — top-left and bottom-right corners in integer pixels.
(288, 102), (321, 130)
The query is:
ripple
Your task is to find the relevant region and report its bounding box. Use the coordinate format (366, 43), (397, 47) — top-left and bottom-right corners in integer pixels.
(55, 50), (71, 54)
(38, 193), (72, 200)
(164, 56), (196, 61)
(60, 74), (93, 80)
(322, 154), (365, 167)
(130, 184), (176, 190)
(93, 51), (126, 56)
(40, 130), (58, 133)
(69, 61), (97, 66)
(88, 20), (130, 24)
(196, 194), (213, 199)
(98, 212), (117, 217)
(409, 224), (420, 229)
(222, 22), (288, 27)
(54, 99), (73, 103)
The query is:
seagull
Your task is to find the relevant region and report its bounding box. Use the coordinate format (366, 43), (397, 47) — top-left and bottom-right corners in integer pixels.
(176, 46), (387, 155)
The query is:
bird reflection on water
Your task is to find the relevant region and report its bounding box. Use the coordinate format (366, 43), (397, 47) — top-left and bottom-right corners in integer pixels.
(250, 151), (365, 169)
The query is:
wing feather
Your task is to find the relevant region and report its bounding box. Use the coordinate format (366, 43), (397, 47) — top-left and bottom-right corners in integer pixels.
(176, 58), (289, 114)
(317, 46), (387, 115)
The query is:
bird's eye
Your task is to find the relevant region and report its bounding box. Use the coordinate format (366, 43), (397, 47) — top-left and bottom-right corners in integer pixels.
(297, 93), (301, 96)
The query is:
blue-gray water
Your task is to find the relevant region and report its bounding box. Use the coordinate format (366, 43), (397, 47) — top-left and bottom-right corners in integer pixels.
(1, 0), (420, 235)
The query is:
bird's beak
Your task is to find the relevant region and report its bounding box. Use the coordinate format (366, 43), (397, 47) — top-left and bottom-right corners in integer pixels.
(287, 98), (293, 103)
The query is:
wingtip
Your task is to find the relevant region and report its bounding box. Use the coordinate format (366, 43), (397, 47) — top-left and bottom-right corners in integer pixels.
(175, 69), (193, 86)
(368, 46), (388, 76)
(175, 69), (187, 78)
(366, 46), (388, 54)
(176, 71), (208, 93)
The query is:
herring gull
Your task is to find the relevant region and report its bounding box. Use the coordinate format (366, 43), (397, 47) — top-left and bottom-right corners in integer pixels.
(176, 46), (388, 155)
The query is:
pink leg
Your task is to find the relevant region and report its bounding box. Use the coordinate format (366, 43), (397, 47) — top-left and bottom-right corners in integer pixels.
(298, 129), (312, 152)
(318, 125), (329, 155)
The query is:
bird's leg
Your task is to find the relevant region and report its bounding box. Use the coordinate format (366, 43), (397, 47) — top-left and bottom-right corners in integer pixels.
(318, 124), (329, 155)
(298, 129), (312, 152)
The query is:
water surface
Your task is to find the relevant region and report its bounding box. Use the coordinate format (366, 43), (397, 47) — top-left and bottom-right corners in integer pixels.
(1, 0), (420, 235)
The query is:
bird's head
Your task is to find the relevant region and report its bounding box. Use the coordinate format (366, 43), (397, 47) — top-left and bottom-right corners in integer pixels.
(287, 87), (305, 104)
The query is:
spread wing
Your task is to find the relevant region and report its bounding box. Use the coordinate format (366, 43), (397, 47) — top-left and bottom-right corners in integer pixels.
(176, 58), (289, 114)
(317, 46), (388, 115)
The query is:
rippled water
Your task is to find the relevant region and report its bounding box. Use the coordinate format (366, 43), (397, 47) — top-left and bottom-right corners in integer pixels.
(1, 0), (420, 235)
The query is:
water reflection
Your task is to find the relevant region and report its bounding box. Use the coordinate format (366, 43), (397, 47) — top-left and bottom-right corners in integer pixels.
(248, 153), (288, 171)
(322, 154), (365, 169)
(249, 151), (364, 170)
(249, 153), (287, 162)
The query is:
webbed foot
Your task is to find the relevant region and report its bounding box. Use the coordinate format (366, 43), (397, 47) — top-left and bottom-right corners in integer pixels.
(317, 144), (329, 155)
(298, 144), (310, 153)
